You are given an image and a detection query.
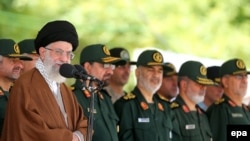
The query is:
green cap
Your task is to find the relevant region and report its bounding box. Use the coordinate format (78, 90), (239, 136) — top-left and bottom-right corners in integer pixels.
(80, 44), (125, 64)
(178, 60), (214, 85)
(110, 47), (136, 65)
(163, 62), (178, 77)
(220, 58), (250, 77)
(18, 39), (37, 54)
(207, 66), (221, 84)
(136, 50), (164, 66)
(0, 39), (32, 60)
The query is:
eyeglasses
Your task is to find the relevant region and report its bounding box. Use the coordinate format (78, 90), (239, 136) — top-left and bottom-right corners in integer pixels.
(45, 48), (75, 59)
(103, 63), (116, 70)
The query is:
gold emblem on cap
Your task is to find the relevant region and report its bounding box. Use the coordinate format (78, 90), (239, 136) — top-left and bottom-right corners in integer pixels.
(14, 43), (20, 54)
(236, 59), (245, 69)
(153, 52), (163, 63)
(103, 46), (111, 55)
(200, 65), (207, 75)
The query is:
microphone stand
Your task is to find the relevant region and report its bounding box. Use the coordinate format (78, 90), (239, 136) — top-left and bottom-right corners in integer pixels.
(85, 79), (104, 141)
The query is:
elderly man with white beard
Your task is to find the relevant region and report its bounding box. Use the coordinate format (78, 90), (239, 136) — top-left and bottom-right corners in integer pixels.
(170, 60), (214, 141)
(117, 50), (173, 141)
(1, 20), (87, 141)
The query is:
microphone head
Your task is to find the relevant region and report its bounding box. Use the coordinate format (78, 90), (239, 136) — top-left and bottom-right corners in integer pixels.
(74, 64), (87, 74)
(59, 63), (77, 78)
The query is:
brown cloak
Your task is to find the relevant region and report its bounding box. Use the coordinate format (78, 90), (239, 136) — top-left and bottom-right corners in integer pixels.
(0, 68), (87, 141)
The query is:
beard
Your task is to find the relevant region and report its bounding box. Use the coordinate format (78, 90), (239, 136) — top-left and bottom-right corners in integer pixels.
(138, 72), (161, 94)
(186, 89), (205, 104)
(43, 53), (66, 83)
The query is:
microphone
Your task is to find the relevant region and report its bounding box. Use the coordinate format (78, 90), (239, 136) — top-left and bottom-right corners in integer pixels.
(73, 65), (103, 84)
(59, 64), (103, 84)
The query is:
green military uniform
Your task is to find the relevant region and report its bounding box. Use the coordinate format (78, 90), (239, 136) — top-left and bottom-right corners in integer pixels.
(206, 95), (250, 141)
(206, 58), (250, 141)
(171, 95), (212, 141)
(118, 87), (173, 141)
(73, 80), (119, 141)
(118, 50), (173, 141)
(0, 39), (31, 136)
(0, 87), (9, 136)
(171, 61), (214, 141)
(73, 44), (125, 141)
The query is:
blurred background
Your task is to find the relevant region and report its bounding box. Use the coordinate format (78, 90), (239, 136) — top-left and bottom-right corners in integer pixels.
(1, 0), (250, 97)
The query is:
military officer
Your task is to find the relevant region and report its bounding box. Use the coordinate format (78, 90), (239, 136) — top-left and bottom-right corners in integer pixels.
(117, 50), (173, 141)
(170, 60), (214, 141)
(198, 66), (224, 111)
(18, 39), (39, 74)
(156, 62), (178, 105)
(72, 44), (125, 141)
(0, 39), (31, 136)
(206, 58), (250, 141)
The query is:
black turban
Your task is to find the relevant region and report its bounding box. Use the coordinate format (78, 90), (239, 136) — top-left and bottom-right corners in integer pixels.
(34, 20), (78, 54)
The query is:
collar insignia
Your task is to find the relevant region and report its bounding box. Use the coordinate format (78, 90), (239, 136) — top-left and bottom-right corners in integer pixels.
(158, 103), (164, 111)
(140, 102), (149, 110)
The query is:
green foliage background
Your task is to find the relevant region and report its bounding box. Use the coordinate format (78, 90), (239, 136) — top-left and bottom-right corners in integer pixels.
(1, 0), (250, 89)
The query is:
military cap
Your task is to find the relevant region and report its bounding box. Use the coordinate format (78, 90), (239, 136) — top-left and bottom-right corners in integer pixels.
(18, 39), (37, 54)
(35, 20), (78, 54)
(220, 58), (250, 77)
(178, 60), (214, 85)
(163, 62), (178, 77)
(136, 50), (164, 67)
(0, 39), (32, 60)
(80, 44), (126, 64)
(207, 66), (221, 84)
(109, 47), (136, 65)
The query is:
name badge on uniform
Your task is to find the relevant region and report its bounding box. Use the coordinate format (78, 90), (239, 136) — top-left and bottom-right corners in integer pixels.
(138, 117), (150, 123)
(185, 124), (195, 130)
(232, 113), (243, 118)
(87, 108), (97, 114)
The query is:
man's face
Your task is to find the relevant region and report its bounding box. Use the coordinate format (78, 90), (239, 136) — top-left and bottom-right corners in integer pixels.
(21, 53), (39, 74)
(109, 63), (131, 86)
(205, 85), (224, 103)
(184, 78), (207, 104)
(85, 62), (115, 86)
(158, 75), (178, 99)
(0, 56), (23, 81)
(222, 73), (248, 98)
(137, 65), (163, 94)
(39, 41), (73, 83)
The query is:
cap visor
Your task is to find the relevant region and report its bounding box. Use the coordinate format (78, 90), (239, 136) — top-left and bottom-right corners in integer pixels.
(6, 55), (32, 61)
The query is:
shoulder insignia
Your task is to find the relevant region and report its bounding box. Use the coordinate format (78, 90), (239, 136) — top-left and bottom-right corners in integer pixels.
(228, 100), (236, 107)
(123, 92), (136, 100)
(158, 94), (169, 102)
(214, 98), (225, 105)
(83, 90), (91, 98)
(140, 101), (149, 110)
(170, 102), (179, 109)
(182, 105), (190, 113)
(70, 86), (75, 91)
(158, 103), (164, 111)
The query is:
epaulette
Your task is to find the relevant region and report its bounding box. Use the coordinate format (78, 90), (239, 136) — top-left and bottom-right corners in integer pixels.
(70, 86), (75, 91)
(214, 98), (225, 105)
(158, 94), (169, 102)
(123, 92), (136, 100)
(170, 102), (179, 109)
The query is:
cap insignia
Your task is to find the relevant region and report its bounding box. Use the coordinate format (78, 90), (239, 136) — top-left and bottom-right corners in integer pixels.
(120, 50), (129, 60)
(14, 43), (20, 54)
(236, 59), (245, 69)
(140, 101), (149, 110)
(103, 46), (110, 55)
(200, 65), (207, 75)
(153, 52), (163, 63)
